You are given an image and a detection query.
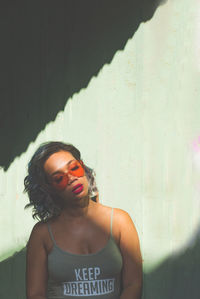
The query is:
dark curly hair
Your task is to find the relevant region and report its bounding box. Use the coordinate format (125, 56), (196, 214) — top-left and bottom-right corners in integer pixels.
(24, 141), (98, 222)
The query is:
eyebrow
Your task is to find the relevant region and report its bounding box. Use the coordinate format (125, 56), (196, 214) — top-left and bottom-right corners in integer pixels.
(50, 159), (75, 176)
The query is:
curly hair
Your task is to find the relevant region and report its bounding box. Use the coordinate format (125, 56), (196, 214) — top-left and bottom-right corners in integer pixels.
(24, 141), (98, 222)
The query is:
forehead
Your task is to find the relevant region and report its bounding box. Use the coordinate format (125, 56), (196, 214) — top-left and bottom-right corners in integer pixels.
(44, 151), (75, 175)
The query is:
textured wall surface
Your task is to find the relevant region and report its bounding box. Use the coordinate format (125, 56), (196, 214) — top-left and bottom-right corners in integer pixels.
(0, 0), (199, 298)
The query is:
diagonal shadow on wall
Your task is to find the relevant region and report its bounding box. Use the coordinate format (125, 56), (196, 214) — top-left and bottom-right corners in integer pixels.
(0, 0), (166, 170)
(143, 225), (200, 299)
(0, 248), (26, 299)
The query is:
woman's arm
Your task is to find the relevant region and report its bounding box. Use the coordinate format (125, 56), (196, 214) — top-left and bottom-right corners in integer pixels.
(26, 222), (48, 299)
(116, 209), (143, 299)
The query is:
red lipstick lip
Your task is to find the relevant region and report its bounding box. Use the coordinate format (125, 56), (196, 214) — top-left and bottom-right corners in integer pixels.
(72, 184), (83, 192)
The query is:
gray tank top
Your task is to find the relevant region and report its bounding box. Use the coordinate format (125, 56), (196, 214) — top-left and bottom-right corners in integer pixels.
(47, 208), (123, 299)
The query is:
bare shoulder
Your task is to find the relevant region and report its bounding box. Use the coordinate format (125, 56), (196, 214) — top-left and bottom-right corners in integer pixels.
(97, 204), (133, 223)
(30, 221), (47, 235)
(27, 221), (48, 246)
(113, 208), (139, 238)
(94, 202), (112, 214)
(113, 208), (134, 223)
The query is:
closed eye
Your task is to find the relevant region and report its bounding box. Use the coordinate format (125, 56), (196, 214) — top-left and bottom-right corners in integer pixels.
(54, 175), (64, 183)
(71, 165), (79, 171)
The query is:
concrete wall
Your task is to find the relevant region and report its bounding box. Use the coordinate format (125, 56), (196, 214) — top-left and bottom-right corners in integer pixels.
(0, 0), (199, 298)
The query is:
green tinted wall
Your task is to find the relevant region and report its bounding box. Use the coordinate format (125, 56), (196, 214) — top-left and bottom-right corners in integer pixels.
(0, 0), (199, 298)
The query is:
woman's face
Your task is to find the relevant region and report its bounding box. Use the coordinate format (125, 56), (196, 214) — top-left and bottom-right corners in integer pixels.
(44, 150), (89, 203)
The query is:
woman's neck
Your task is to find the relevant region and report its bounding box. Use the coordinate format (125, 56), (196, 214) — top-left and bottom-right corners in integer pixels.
(60, 197), (96, 219)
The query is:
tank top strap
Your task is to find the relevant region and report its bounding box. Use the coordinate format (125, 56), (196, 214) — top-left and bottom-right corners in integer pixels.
(110, 207), (114, 237)
(47, 223), (56, 245)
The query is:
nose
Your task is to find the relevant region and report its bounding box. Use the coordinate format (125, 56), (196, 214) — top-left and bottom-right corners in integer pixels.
(66, 172), (77, 185)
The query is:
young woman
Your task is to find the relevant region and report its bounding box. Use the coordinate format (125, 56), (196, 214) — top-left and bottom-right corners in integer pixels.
(25, 141), (142, 299)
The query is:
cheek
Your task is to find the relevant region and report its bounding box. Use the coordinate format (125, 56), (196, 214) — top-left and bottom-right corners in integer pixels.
(52, 177), (68, 191)
(83, 176), (89, 190)
(59, 187), (72, 199)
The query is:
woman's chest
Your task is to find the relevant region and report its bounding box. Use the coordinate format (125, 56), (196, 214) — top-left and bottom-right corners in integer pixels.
(45, 221), (120, 255)
(47, 236), (123, 285)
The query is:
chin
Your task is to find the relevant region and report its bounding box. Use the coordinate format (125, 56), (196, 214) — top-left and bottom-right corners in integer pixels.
(73, 189), (89, 200)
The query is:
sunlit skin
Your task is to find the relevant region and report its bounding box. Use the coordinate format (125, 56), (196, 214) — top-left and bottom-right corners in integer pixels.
(26, 150), (143, 299)
(51, 160), (85, 191)
(44, 151), (90, 211)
